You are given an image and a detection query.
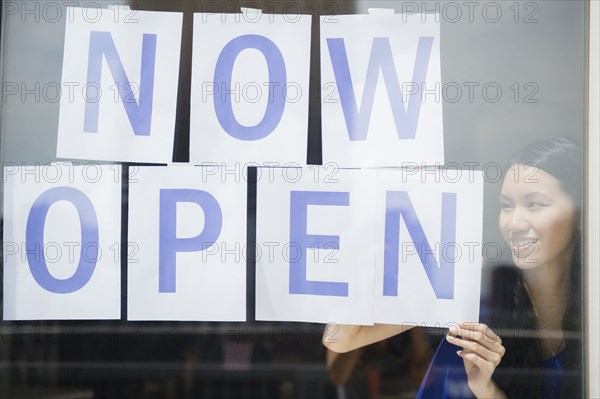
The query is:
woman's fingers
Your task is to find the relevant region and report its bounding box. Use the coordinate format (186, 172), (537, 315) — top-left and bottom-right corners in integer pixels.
(457, 350), (496, 374)
(459, 322), (501, 344)
(447, 335), (503, 366)
(448, 323), (504, 353)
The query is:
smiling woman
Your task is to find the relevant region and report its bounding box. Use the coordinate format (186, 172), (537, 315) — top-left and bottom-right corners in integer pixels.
(435, 137), (583, 399)
(486, 138), (583, 397)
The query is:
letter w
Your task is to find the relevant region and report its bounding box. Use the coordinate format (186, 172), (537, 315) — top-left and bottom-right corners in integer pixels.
(326, 37), (433, 141)
(84, 31), (156, 136)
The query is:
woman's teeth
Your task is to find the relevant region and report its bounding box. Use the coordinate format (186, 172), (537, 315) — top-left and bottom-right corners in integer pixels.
(511, 239), (537, 247)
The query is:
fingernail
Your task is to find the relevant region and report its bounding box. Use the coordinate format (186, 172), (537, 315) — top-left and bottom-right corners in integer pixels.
(456, 351), (463, 356)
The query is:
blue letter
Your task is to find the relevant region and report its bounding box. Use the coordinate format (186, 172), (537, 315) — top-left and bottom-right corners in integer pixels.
(383, 191), (457, 299)
(26, 187), (99, 294)
(326, 36), (433, 141)
(84, 31), (157, 135)
(289, 191), (349, 296)
(214, 34), (286, 141)
(159, 189), (222, 293)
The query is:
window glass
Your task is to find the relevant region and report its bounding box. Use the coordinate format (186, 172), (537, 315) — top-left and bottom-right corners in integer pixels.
(0, 1), (586, 398)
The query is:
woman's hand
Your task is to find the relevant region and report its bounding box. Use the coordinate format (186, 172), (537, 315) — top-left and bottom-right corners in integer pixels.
(446, 322), (507, 399)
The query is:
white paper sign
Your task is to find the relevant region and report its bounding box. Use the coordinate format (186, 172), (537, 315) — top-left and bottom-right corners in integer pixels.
(3, 163), (122, 320)
(57, 7), (183, 163)
(190, 12), (311, 165)
(255, 167), (376, 324)
(127, 165), (247, 321)
(370, 167), (483, 326)
(321, 13), (443, 167)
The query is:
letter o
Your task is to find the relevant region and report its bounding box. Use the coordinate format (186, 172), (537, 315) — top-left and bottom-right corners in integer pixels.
(214, 35), (287, 141)
(25, 187), (99, 294)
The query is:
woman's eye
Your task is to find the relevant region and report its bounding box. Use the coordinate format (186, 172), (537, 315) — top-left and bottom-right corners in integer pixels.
(528, 201), (545, 209)
(501, 202), (513, 210)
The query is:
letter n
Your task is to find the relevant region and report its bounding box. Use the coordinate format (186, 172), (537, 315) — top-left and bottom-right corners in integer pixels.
(383, 191), (457, 299)
(84, 31), (157, 136)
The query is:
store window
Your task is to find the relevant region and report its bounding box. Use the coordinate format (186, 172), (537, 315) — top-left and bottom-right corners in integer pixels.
(0, 1), (590, 398)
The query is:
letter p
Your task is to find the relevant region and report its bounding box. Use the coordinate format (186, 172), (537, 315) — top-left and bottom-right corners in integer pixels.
(159, 189), (222, 292)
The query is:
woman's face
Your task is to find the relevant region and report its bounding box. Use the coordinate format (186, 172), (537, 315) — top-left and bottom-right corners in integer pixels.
(499, 163), (578, 269)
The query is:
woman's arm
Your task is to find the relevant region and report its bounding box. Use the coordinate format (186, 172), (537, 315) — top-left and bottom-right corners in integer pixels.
(322, 323), (414, 353)
(326, 347), (363, 386)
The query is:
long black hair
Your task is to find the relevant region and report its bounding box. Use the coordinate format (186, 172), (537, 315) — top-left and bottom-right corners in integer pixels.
(490, 137), (583, 398)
